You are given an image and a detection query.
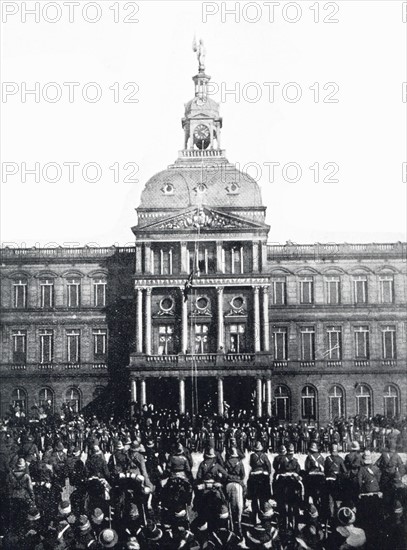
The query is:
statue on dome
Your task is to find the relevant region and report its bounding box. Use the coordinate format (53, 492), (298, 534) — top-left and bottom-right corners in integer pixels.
(192, 36), (206, 72)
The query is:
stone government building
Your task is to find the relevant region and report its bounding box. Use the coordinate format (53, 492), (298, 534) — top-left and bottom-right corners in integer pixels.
(1, 60), (406, 424)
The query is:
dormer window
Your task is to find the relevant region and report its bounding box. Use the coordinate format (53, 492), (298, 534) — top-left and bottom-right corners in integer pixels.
(226, 182), (240, 195)
(162, 183), (174, 195)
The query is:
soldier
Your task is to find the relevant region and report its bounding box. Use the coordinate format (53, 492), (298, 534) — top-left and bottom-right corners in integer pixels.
(357, 450), (382, 544)
(6, 457), (35, 531)
(344, 441), (363, 506)
(304, 442), (326, 515)
(203, 505), (241, 549)
(324, 443), (347, 517)
(247, 441), (272, 525)
(375, 442), (404, 505)
(108, 440), (131, 519)
(166, 442), (192, 481)
(74, 514), (98, 549)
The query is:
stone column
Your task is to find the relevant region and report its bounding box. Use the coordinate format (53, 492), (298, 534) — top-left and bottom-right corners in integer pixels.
(252, 241), (259, 272)
(253, 286), (261, 352)
(181, 288), (188, 353)
(256, 378), (262, 417)
(145, 288), (152, 355)
(216, 241), (223, 273)
(262, 285), (270, 352)
(140, 379), (146, 406)
(144, 243), (151, 273)
(179, 378), (185, 414)
(216, 286), (225, 351)
(136, 288), (143, 353)
(217, 378), (224, 416)
(180, 242), (188, 273)
(266, 379), (272, 417)
(135, 244), (142, 273)
(131, 379), (137, 403)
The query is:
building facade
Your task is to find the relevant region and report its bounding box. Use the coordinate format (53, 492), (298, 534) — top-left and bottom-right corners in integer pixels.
(1, 61), (406, 424)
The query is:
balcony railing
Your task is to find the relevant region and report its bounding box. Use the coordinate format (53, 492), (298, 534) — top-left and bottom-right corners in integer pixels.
(267, 241), (406, 260)
(354, 360), (370, 367)
(178, 149), (225, 158)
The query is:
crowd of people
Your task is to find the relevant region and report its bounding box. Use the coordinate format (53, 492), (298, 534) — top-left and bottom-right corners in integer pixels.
(0, 404), (406, 549)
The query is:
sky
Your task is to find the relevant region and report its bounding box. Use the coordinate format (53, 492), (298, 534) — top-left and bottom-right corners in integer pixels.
(1, 0), (406, 247)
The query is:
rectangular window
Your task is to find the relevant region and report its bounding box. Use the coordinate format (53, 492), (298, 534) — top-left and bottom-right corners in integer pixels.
(67, 330), (80, 363)
(354, 326), (369, 359)
(300, 278), (313, 304)
(327, 327), (342, 360)
(379, 277), (394, 304)
(326, 277), (340, 304)
(67, 279), (81, 308)
(40, 279), (54, 308)
(157, 325), (174, 355)
(13, 280), (27, 308)
(274, 328), (287, 360)
(272, 280), (286, 305)
(93, 279), (106, 307)
(93, 329), (107, 361)
(354, 277), (367, 304)
(40, 330), (53, 363)
(300, 327), (315, 361)
(382, 326), (396, 360)
(12, 330), (26, 364)
(195, 324), (209, 354)
(228, 323), (246, 353)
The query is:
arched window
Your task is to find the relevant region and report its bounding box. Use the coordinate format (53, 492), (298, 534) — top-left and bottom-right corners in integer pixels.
(383, 385), (399, 418)
(65, 387), (81, 413)
(39, 387), (54, 412)
(301, 386), (317, 420)
(93, 386), (105, 400)
(274, 386), (290, 421)
(329, 385), (344, 420)
(356, 384), (372, 417)
(11, 387), (27, 415)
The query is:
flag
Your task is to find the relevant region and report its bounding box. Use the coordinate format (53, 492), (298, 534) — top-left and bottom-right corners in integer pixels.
(183, 270), (194, 302)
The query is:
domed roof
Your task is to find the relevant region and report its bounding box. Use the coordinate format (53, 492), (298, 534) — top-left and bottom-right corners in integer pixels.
(138, 158), (263, 213)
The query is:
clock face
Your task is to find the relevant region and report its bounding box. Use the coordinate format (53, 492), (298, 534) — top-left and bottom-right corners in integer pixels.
(193, 124), (210, 149)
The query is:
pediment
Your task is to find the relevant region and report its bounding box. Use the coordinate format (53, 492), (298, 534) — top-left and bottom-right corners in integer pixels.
(137, 207), (266, 232)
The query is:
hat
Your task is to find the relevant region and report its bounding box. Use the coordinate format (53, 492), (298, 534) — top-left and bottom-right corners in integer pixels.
(309, 442), (318, 453)
(338, 507), (356, 526)
(143, 521), (162, 541)
(254, 442), (263, 452)
(115, 441), (124, 451)
(126, 537), (141, 550)
(362, 451), (372, 465)
(350, 441), (360, 451)
(55, 442), (64, 451)
(219, 505), (229, 519)
(78, 515), (91, 533)
(93, 445), (102, 455)
(99, 528), (119, 548)
(91, 508), (104, 522)
(27, 506), (41, 521)
(247, 525), (272, 545)
(58, 501), (71, 516)
(174, 508), (187, 518)
(279, 445), (287, 454)
(14, 458), (26, 471)
(287, 444), (295, 454)
(205, 447), (216, 458)
(331, 443), (339, 453)
(146, 440), (154, 448)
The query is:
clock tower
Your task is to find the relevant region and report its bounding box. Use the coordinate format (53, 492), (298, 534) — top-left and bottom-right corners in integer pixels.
(182, 39), (223, 151)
